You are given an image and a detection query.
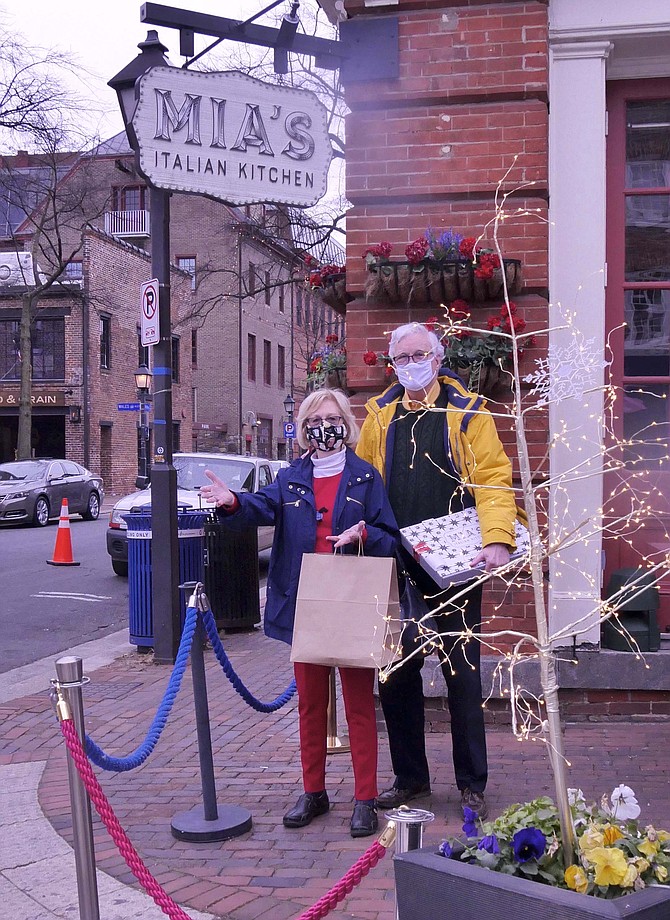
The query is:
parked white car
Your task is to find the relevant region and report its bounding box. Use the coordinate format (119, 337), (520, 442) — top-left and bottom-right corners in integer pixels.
(106, 452), (274, 575)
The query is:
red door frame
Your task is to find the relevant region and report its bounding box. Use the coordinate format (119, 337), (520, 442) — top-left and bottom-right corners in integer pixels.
(605, 78), (670, 631)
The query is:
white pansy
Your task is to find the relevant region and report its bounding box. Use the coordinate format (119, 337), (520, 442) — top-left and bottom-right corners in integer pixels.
(608, 784), (641, 821)
(568, 788), (586, 807)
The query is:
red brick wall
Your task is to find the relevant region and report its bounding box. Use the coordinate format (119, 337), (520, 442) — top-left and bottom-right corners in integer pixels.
(342, 0), (550, 652)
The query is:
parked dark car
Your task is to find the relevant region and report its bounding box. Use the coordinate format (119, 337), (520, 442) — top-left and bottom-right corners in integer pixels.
(0, 459), (104, 527)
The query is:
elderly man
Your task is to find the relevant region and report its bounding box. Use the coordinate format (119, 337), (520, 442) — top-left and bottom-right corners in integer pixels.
(356, 321), (517, 819)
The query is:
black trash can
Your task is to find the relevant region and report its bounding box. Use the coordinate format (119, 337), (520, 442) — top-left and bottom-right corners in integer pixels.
(126, 507), (209, 647)
(602, 567), (661, 652)
(204, 518), (261, 630)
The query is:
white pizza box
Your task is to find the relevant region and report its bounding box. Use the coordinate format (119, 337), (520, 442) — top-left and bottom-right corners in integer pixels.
(400, 506), (530, 587)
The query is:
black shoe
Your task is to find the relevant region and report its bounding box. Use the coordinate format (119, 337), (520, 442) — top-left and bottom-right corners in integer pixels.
(283, 791), (330, 828)
(376, 782), (431, 809)
(350, 799), (378, 838)
(460, 788), (488, 821)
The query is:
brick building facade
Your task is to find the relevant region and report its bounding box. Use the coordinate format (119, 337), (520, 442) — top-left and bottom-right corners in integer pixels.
(318, 0), (670, 712)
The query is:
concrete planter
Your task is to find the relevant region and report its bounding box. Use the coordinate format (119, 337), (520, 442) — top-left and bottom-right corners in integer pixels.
(394, 847), (670, 920)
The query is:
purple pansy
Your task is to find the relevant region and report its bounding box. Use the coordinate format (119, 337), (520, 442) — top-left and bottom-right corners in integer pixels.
(512, 828), (546, 863)
(462, 807), (478, 838)
(477, 834), (500, 855)
(438, 840), (453, 858)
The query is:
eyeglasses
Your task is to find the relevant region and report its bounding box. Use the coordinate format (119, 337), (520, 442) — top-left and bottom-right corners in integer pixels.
(391, 350), (434, 368)
(305, 415), (343, 427)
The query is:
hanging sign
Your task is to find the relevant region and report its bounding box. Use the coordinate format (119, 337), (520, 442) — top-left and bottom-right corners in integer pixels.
(131, 67), (333, 207)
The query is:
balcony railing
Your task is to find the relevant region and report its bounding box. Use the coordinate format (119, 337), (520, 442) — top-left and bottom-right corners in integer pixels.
(104, 210), (151, 238)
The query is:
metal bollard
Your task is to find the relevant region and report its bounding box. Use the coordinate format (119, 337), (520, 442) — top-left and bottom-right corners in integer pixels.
(53, 656), (101, 920)
(326, 667), (350, 754)
(385, 806), (434, 920)
(170, 582), (252, 842)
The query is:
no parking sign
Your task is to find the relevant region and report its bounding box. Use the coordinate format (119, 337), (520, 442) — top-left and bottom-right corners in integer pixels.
(140, 278), (159, 346)
(283, 421), (296, 440)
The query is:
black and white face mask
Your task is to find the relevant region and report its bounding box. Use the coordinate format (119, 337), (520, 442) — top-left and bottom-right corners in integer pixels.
(306, 423), (346, 452)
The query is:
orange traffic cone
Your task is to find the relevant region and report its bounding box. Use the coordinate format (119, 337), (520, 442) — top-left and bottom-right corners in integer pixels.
(47, 498), (81, 566)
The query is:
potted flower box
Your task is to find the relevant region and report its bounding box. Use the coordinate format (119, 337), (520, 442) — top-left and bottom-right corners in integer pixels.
(394, 846), (670, 920)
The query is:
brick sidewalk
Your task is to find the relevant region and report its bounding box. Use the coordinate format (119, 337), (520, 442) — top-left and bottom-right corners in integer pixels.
(2, 628), (670, 920)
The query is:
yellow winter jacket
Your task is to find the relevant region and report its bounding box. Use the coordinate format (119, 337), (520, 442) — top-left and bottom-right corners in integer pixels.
(356, 373), (519, 548)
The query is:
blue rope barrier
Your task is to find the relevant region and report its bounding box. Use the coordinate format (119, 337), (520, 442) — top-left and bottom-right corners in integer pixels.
(201, 607), (297, 712)
(84, 603), (198, 772)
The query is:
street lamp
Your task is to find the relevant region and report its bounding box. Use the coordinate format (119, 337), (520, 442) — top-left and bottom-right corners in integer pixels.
(108, 31), (169, 134)
(283, 393), (295, 460)
(134, 364), (152, 489)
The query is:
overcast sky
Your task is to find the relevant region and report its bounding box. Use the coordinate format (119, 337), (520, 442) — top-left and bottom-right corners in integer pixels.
(5, 0), (265, 140)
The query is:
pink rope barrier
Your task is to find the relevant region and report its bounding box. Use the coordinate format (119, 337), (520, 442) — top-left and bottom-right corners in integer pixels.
(60, 718), (193, 920)
(295, 839), (389, 920)
(59, 716), (395, 920)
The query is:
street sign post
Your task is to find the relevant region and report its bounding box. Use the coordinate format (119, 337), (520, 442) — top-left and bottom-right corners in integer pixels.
(140, 278), (160, 346)
(283, 421), (296, 440)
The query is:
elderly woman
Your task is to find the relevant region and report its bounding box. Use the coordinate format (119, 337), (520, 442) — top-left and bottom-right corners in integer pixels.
(201, 388), (398, 838)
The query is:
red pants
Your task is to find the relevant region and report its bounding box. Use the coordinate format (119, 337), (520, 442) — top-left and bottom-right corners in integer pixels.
(293, 662), (378, 801)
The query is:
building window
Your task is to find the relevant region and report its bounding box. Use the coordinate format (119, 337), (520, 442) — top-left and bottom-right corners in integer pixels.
(0, 317), (65, 381)
(137, 329), (149, 369)
(247, 333), (256, 381)
(279, 285), (285, 314)
(112, 185), (146, 211)
(177, 256), (196, 290)
(192, 386), (197, 422)
(172, 422), (180, 452)
(265, 271), (271, 306)
(62, 261), (83, 280)
(263, 339), (272, 386)
(171, 336), (180, 383)
(278, 344), (285, 389)
(191, 329), (198, 368)
(100, 315), (111, 369)
(296, 286), (303, 326)
(248, 261), (256, 295)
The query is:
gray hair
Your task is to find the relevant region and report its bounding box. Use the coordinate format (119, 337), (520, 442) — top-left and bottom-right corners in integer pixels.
(296, 388), (360, 450)
(389, 322), (443, 359)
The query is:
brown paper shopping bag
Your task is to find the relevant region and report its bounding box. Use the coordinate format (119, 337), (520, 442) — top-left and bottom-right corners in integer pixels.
(290, 553), (402, 669)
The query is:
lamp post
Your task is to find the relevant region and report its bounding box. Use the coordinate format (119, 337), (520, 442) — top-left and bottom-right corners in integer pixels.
(109, 34), (181, 665)
(134, 364), (152, 489)
(283, 392), (295, 460)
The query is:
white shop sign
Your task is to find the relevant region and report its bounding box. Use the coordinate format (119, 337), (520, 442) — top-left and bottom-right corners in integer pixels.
(131, 67), (333, 207)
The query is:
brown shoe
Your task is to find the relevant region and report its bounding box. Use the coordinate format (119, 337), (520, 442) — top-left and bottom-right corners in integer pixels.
(376, 782), (431, 809)
(460, 788), (488, 821)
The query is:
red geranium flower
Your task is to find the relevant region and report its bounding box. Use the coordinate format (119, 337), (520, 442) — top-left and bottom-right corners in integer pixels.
(487, 315), (502, 330)
(363, 351), (379, 366)
(309, 272), (323, 288)
(363, 241), (393, 260)
(459, 237), (476, 261)
(405, 236), (430, 265)
(326, 333), (339, 345)
(425, 316), (440, 332)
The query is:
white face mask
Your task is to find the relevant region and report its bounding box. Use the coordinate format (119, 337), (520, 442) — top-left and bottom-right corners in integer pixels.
(395, 357), (437, 391)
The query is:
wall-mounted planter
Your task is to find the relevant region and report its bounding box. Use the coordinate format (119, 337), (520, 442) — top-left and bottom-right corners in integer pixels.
(365, 258), (523, 305)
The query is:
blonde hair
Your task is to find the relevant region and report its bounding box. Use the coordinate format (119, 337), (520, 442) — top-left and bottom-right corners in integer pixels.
(296, 388), (360, 450)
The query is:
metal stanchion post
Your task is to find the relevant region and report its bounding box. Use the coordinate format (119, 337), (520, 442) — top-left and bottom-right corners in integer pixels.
(171, 582), (252, 842)
(385, 806), (434, 920)
(326, 667), (350, 754)
(53, 656), (100, 920)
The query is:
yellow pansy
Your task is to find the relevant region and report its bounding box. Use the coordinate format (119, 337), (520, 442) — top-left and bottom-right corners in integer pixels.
(565, 864), (589, 893)
(638, 839), (659, 858)
(657, 830), (670, 843)
(603, 825), (624, 846)
(635, 857), (650, 873)
(589, 847), (628, 886)
(621, 864), (638, 888)
(579, 826), (605, 854)
(655, 865), (668, 882)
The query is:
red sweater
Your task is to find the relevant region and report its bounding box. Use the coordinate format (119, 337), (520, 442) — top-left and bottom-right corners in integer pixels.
(313, 473), (342, 554)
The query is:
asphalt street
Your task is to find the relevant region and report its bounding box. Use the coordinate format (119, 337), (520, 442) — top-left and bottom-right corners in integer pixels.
(0, 516), (272, 673)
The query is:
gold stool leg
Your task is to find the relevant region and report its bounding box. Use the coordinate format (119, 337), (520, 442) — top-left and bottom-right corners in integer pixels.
(326, 667), (350, 754)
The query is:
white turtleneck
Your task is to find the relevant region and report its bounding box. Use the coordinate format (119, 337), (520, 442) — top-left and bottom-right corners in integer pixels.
(311, 447), (347, 479)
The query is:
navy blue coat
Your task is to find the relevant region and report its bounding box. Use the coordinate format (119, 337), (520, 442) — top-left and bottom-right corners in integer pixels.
(216, 448), (399, 645)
